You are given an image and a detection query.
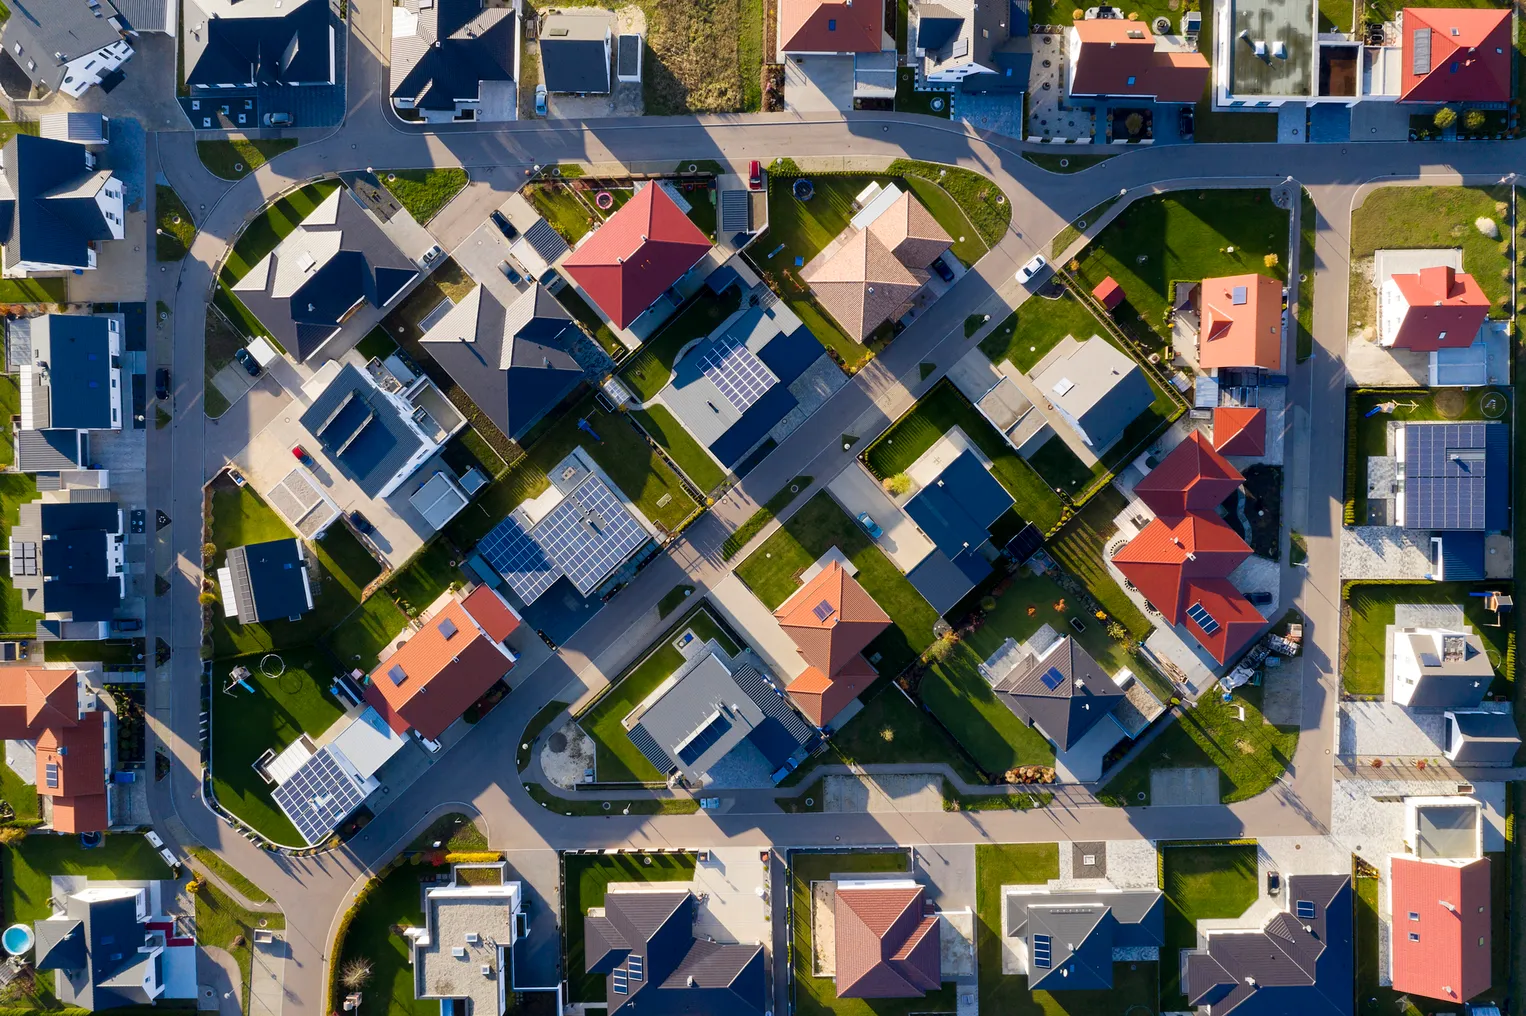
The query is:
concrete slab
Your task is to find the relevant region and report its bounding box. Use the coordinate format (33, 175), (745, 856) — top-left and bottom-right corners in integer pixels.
(1148, 766), (1219, 806)
(912, 843), (976, 911)
(687, 847), (771, 946)
(827, 464), (935, 573)
(823, 774), (944, 813)
(801, 546), (857, 584)
(784, 55), (855, 112)
(946, 348), (1002, 403)
(707, 574), (809, 683)
(248, 934), (284, 1016)
(1340, 527), (1436, 580)
(1338, 700), (1446, 758)
(1259, 654), (1303, 727)
(210, 363), (258, 406)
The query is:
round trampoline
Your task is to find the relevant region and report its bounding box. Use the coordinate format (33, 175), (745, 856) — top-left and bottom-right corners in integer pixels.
(595, 191), (615, 210)
(260, 653), (285, 678)
(792, 178), (814, 201)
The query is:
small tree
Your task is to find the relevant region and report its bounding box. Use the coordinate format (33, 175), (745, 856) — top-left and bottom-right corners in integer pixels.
(1125, 113), (1144, 136)
(1463, 109), (1487, 132)
(1263, 252), (1279, 268)
(1433, 106), (1457, 130)
(340, 958), (374, 990)
(882, 473), (912, 497)
(924, 633), (958, 664)
(0, 826), (27, 845)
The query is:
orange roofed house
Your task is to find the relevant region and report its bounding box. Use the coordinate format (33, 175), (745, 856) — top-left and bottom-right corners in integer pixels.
(0, 667), (110, 833)
(365, 586), (521, 740)
(778, 0), (885, 54)
(1067, 20), (1209, 104)
(1399, 7), (1511, 103)
(832, 881), (944, 998)
(775, 560), (890, 727)
(1195, 274), (1283, 371)
(1379, 265), (1490, 351)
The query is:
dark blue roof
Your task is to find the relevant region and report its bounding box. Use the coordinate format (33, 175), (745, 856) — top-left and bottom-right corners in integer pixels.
(1436, 531), (1486, 581)
(903, 451), (1014, 559)
(1402, 422), (1508, 532)
(298, 363), (425, 497)
(36, 315), (115, 430)
(238, 538), (310, 622)
(710, 384), (797, 468)
(706, 266), (740, 294)
(756, 325), (822, 387)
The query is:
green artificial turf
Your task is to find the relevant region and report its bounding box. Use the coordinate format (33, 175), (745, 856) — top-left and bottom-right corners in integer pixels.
(197, 138), (297, 180)
(1342, 581), (1512, 698)
(380, 168), (468, 224)
(4, 835), (173, 925)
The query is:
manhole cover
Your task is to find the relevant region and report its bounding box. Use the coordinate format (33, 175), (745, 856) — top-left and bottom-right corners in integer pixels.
(548, 732), (568, 752)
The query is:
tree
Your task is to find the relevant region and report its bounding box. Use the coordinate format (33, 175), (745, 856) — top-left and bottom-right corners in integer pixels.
(1263, 252), (1279, 268)
(340, 958), (374, 990)
(1463, 109), (1487, 132)
(1433, 106), (1457, 130)
(0, 826), (27, 845)
(924, 633), (958, 664)
(1125, 113), (1144, 136)
(882, 473), (912, 497)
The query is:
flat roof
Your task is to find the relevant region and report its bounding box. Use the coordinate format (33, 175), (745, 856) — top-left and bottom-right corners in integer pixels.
(1226, 0), (1313, 97)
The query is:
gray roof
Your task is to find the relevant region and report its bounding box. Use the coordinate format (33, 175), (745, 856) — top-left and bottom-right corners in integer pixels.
(108, 0), (169, 31)
(27, 313), (120, 430)
(11, 497), (122, 621)
(1398, 629), (1493, 709)
(540, 14), (611, 93)
(298, 363), (426, 498)
(1031, 337), (1155, 451)
(990, 637), (1124, 751)
(15, 429), (84, 471)
(1446, 709), (1520, 764)
(913, 0), (1023, 76)
(35, 890), (159, 1011)
(184, 0), (333, 87)
(390, 0), (517, 111)
(1412, 801), (1480, 860)
(0, 0), (126, 92)
(226, 538), (310, 625)
(1003, 888), (1163, 992)
(0, 133), (119, 274)
(39, 113), (110, 144)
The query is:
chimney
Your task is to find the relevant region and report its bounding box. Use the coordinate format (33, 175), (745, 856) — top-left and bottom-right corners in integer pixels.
(687, 976), (697, 987)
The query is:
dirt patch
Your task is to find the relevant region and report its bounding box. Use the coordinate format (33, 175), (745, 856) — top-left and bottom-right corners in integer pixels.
(1432, 387), (1468, 418)
(810, 880), (837, 976)
(1242, 464), (1282, 560)
(540, 719), (595, 789)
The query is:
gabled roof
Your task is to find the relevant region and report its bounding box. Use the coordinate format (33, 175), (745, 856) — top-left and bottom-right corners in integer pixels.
(27, 313), (119, 431)
(1179, 577), (1266, 664)
(1197, 274), (1283, 370)
(1113, 512), (1251, 624)
(1093, 276), (1124, 310)
(1213, 407), (1267, 456)
(1388, 266), (1490, 351)
(1399, 7), (1511, 103)
(786, 654), (877, 728)
(390, 0), (517, 111)
(866, 192), (952, 268)
(0, 0), (126, 92)
(991, 637), (1124, 751)
(1004, 888), (1164, 990)
(37, 710), (108, 833)
(562, 184), (712, 329)
(774, 561), (890, 678)
(834, 884), (942, 998)
(1132, 431), (1244, 519)
(1069, 19), (1209, 103)
(0, 133), (120, 274)
(779, 0), (884, 53)
(185, 0), (333, 88)
(1389, 856), (1491, 1004)
(35, 888), (153, 1009)
(0, 666), (79, 739)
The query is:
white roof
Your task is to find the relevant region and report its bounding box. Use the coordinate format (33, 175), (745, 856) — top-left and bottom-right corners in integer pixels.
(265, 736), (316, 784)
(327, 706), (408, 780)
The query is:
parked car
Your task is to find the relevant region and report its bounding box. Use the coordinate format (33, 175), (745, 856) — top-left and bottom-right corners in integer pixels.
(748, 160), (763, 190)
(534, 84), (547, 117)
(348, 511), (374, 535)
(410, 728), (442, 753)
(292, 445), (314, 466)
(491, 210), (518, 241)
(111, 618), (143, 633)
(499, 260), (522, 284)
(155, 368), (171, 401)
(233, 347), (261, 377)
(262, 112), (294, 127)
(1248, 590), (1275, 606)
(930, 256), (955, 283)
(856, 512), (883, 539)
(1178, 106), (1195, 139)
(1016, 255), (1049, 286)
(1266, 870), (1281, 896)
(421, 244), (444, 265)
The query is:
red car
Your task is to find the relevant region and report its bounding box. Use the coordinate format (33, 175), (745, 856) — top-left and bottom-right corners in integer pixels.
(292, 445), (313, 466)
(748, 160), (763, 190)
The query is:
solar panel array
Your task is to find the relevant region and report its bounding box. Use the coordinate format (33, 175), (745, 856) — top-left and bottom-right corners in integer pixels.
(271, 747), (368, 845)
(677, 712), (733, 766)
(1186, 602), (1220, 636)
(812, 599), (835, 622)
(697, 331), (777, 412)
(1295, 900), (1316, 920)
(1404, 423), (1500, 531)
(1039, 666), (1065, 691)
(1032, 934), (1052, 969)
(478, 515), (559, 604)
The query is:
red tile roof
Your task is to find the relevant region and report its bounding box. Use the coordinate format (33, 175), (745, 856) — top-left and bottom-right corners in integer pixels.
(775, 561), (890, 681)
(1179, 577), (1265, 663)
(50, 793), (109, 835)
(779, 0), (883, 53)
(1399, 7), (1511, 102)
(1113, 512), (1252, 624)
(786, 654), (877, 727)
(1390, 856), (1492, 1003)
(1069, 20), (1209, 103)
(1213, 407), (1267, 456)
(364, 597), (516, 739)
(1132, 432), (1244, 519)
(1197, 274), (1283, 370)
(1387, 266), (1490, 351)
(1093, 276), (1124, 310)
(462, 585), (521, 642)
(0, 667), (78, 740)
(834, 885), (942, 998)
(37, 710), (108, 832)
(562, 184), (713, 329)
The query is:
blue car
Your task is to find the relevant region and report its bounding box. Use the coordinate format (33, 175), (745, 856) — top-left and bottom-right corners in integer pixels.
(857, 512), (883, 539)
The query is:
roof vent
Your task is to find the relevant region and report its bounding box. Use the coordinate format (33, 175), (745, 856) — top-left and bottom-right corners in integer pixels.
(687, 976), (698, 987)
(1126, 28), (1144, 38)
(465, 933), (479, 944)
(1442, 635), (1465, 661)
(481, 964), (493, 976)
(549, 26), (568, 35)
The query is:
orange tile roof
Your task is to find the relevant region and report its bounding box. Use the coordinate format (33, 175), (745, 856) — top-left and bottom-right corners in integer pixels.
(1131, 431), (1244, 519)
(1093, 276), (1124, 310)
(786, 655), (877, 727)
(1389, 856), (1492, 1003)
(1113, 512), (1251, 624)
(1179, 577), (1265, 664)
(1388, 266), (1490, 351)
(50, 793), (109, 835)
(834, 885), (942, 998)
(37, 710), (106, 824)
(1197, 274), (1283, 370)
(1212, 407), (1267, 456)
(774, 561), (890, 677)
(779, 0), (883, 53)
(1069, 20), (1209, 103)
(1399, 7), (1511, 102)
(0, 667), (78, 740)
(462, 586), (521, 642)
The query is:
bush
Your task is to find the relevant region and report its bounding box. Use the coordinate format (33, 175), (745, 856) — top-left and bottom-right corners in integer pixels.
(1125, 113), (1143, 136)
(882, 473), (912, 497)
(1464, 110), (1486, 132)
(1263, 252), (1279, 268)
(1433, 107), (1457, 130)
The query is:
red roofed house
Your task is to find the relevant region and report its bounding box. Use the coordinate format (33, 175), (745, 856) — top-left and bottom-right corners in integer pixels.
(0, 667), (110, 833)
(1389, 855), (1491, 1003)
(775, 560), (890, 727)
(1399, 7), (1511, 103)
(1067, 20), (1209, 104)
(833, 881), (943, 998)
(1093, 276), (1124, 311)
(1196, 274), (1283, 371)
(561, 183), (713, 330)
(1212, 406), (1267, 456)
(1131, 431), (1244, 519)
(365, 586), (521, 740)
(779, 0), (885, 54)
(1379, 265), (1490, 351)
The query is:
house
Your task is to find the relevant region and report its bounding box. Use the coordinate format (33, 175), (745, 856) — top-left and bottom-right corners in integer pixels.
(1391, 628), (1493, 708)
(987, 636), (1124, 752)
(561, 183), (712, 331)
(911, 0), (1029, 88)
(1213, 406), (1267, 456)
(1399, 7), (1511, 103)
(419, 283), (584, 440)
(1388, 797), (1491, 1004)
(779, 0), (884, 54)
(1392, 422), (1507, 532)
(229, 184), (419, 361)
(833, 881), (941, 998)
(183, 0), (335, 89)
(390, 0), (520, 122)
(35, 885), (169, 1009)
(410, 864), (523, 1015)
(364, 586), (520, 741)
(1195, 274), (1283, 371)
(261, 715), (400, 845)
(1131, 430), (1244, 518)
(1443, 709), (1519, 764)
(0, 133), (125, 278)
(773, 560), (890, 727)
(11, 312), (124, 473)
(1031, 336), (1155, 451)
(1002, 886), (1164, 988)
(625, 637), (814, 786)
(539, 12), (612, 94)
(802, 184), (951, 342)
(1067, 19), (1209, 103)
(901, 449), (1013, 586)
(217, 539), (314, 626)
(585, 889), (766, 1015)
(1379, 265), (1489, 351)
(1093, 276), (1124, 310)
(0, 666), (111, 833)
(0, 0), (135, 99)
(10, 496), (125, 640)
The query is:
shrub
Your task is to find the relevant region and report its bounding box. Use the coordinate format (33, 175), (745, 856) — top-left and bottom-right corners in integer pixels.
(1464, 109), (1486, 132)
(882, 473), (912, 497)
(1125, 113), (1143, 136)
(1263, 252), (1279, 268)
(1433, 107), (1457, 130)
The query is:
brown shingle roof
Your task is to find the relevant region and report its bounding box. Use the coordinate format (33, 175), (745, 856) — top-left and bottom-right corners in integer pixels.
(866, 192), (952, 270)
(834, 885), (942, 998)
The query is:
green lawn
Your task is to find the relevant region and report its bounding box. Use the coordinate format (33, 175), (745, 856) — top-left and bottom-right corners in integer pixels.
(722, 475), (812, 560)
(0, 759), (39, 826)
(798, 680), (984, 785)
(155, 184), (196, 261)
(658, 584), (695, 618)
(1046, 485), (1156, 646)
(979, 291), (1109, 373)
(579, 604), (742, 783)
(1296, 188), (1316, 362)
(894, 68), (952, 118)
(356, 326), (397, 361)
(1098, 687), (1298, 806)
(197, 138), (297, 181)
(332, 863), (431, 1016)
(1027, 436), (1095, 494)
(1052, 196), (1120, 261)
(1021, 151), (1117, 174)
(1075, 190), (1290, 349)
(0, 372), (40, 637)
(1318, 0), (1354, 30)
(620, 285), (744, 402)
(324, 538), (462, 671)
(1342, 581), (1512, 698)
(209, 648), (345, 844)
(187, 846), (272, 904)
(901, 175), (987, 267)
(0, 276), (66, 304)
(735, 491), (938, 677)
(221, 179), (342, 284)
(380, 168), (468, 225)
(526, 182), (595, 244)
(633, 403), (727, 493)
(919, 640), (1055, 775)
(566, 852), (697, 1003)
(1159, 844), (1258, 1008)
(4, 835), (173, 925)
(862, 379), (1064, 532)
(197, 879), (286, 1016)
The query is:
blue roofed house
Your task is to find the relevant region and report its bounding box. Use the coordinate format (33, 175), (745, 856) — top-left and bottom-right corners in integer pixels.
(0, 133), (125, 278)
(1392, 421), (1508, 581)
(902, 449), (1013, 585)
(10, 312), (125, 473)
(9, 495), (125, 639)
(911, 0), (1031, 92)
(0, 0), (137, 99)
(1002, 884), (1163, 990)
(217, 538), (314, 625)
(390, 0), (520, 122)
(539, 12), (613, 94)
(183, 0), (336, 90)
(34, 884), (185, 1010)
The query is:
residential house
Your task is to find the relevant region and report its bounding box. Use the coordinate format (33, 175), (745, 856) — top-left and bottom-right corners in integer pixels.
(911, 0), (1030, 90)
(1399, 7), (1511, 103)
(539, 12), (612, 94)
(229, 184), (420, 361)
(1391, 422), (1507, 533)
(217, 539), (314, 626)
(1031, 336), (1155, 450)
(12, 312), (124, 474)
(1067, 19), (1209, 104)
(0, 666), (111, 833)
(1443, 709), (1519, 764)
(1379, 265), (1489, 351)
(1195, 274), (1283, 371)
(1390, 627), (1518, 764)
(778, 0), (884, 54)
(832, 881), (942, 998)
(39, 113), (110, 145)
(561, 183), (713, 331)
(0, 0), (135, 99)
(420, 283), (584, 441)
(261, 710), (405, 845)
(1184, 875), (1354, 1016)
(1388, 797), (1491, 1004)
(987, 636), (1124, 752)
(10, 496), (125, 640)
(35, 885), (168, 1008)
(1212, 406), (1267, 456)
(585, 889), (766, 1015)
(183, 0), (336, 90)
(364, 587), (520, 740)
(390, 0), (520, 122)
(0, 133), (125, 278)
(410, 864), (523, 1015)
(1002, 886), (1164, 988)
(773, 560), (890, 727)
(1130, 429), (1244, 517)
(901, 449), (1013, 587)
(802, 184), (952, 342)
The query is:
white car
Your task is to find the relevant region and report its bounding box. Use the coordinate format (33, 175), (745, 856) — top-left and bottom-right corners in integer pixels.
(1016, 254), (1049, 285)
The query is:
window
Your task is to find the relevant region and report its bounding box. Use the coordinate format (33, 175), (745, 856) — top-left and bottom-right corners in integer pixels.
(1032, 934), (1051, 968)
(612, 970), (628, 995)
(1408, 911), (1419, 921)
(1126, 76), (1136, 85)
(1478, 937), (1485, 946)
(44, 762), (58, 788)
(828, 17), (836, 29)
(1294, 900), (1316, 920)
(628, 955), (643, 980)
(1408, 932), (1420, 942)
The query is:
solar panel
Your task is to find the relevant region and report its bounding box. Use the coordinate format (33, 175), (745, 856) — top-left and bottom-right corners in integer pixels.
(812, 599), (835, 622)
(676, 712), (733, 766)
(612, 969), (628, 995)
(1032, 934), (1052, 968)
(627, 955), (643, 980)
(478, 513), (559, 604)
(1186, 602), (1220, 635)
(697, 330), (777, 412)
(1039, 667), (1065, 691)
(1295, 900), (1316, 920)
(270, 747), (368, 845)
(437, 617), (458, 639)
(543, 476), (649, 596)
(1403, 423), (1502, 531)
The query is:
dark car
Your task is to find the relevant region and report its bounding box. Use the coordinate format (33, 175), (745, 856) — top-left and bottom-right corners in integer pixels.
(111, 618), (143, 633)
(1179, 106), (1195, 139)
(233, 348), (261, 377)
(348, 511), (374, 535)
(1248, 590), (1274, 606)
(491, 210), (518, 241)
(1266, 870), (1281, 896)
(499, 260), (522, 284)
(930, 256), (955, 283)
(155, 368), (171, 401)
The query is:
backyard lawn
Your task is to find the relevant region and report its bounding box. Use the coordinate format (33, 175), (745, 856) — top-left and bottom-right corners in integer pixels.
(1159, 843), (1259, 1008)
(579, 604), (742, 783)
(565, 852), (697, 1002)
(978, 291), (1109, 373)
(0, 760), (39, 825)
(3, 834), (173, 925)
(633, 403), (727, 493)
(380, 168), (468, 225)
(799, 680), (984, 785)
(209, 648), (345, 844)
(919, 640), (1055, 775)
(1341, 581), (1512, 698)
(862, 379), (1064, 532)
(197, 879), (286, 1016)
(332, 862), (432, 1016)
(974, 842), (1068, 1011)
(197, 137), (297, 180)
(221, 179), (342, 284)
(1046, 485), (1156, 645)
(155, 184), (196, 261)
(735, 491), (938, 677)
(620, 285), (744, 402)
(324, 538), (463, 671)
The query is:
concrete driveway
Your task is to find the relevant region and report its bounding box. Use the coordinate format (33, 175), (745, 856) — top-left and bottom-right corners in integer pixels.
(784, 56), (854, 112)
(827, 464), (933, 572)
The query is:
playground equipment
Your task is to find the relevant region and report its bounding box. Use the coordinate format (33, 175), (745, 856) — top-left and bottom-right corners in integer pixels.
(577, 417), (602, 442)
(594, 191), (614, 210)
(1363, 400), (1419, 418)
(223, 665), (255, 695)
(259, 654), (285, 678)
(792, 178), (814, 201)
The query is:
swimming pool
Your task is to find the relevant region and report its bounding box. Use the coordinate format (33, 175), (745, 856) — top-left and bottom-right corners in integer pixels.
(3, 924), (33, 955)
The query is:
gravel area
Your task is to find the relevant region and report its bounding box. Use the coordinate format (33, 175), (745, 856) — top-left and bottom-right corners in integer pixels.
(540, 719), (595, 789)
